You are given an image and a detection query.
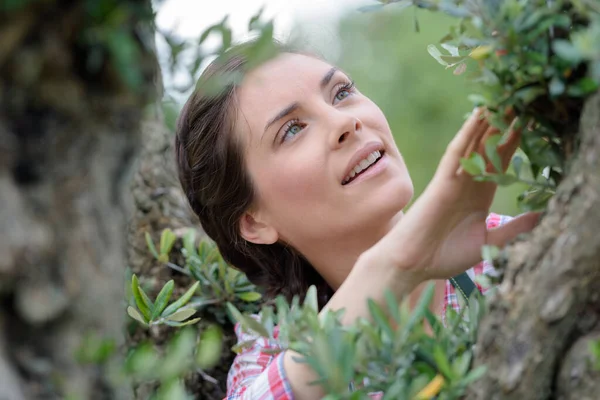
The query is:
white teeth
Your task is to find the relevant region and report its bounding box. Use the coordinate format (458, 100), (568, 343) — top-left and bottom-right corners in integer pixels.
(342, 150), (383, 184)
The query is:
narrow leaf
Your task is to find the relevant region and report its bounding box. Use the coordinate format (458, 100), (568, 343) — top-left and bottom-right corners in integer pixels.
(304, 285), (318, 312)
(182, 229), (196, 258)
(151, 280), (174, 321)
(145, 232), (159, 259)
(433, 345), (455, 380)
(427, 44), (448, 66)
(368, 299), (394, 340)
(131, 275), (152, 320)
(237, 291), (262, 302)
(127, 306), (148, 327)
(161, 281), (199, 317)
(166, 307), (197, 322)
(196, 325), (223, 369)
(159, 229), (177, 256)
(164, 317), (202, 327)
(232, 339), (256, 354)
(512, 155), (523, 178)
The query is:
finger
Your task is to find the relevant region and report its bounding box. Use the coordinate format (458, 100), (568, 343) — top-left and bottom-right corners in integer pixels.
(455, 121), (492, 176)
(497, 118), (522, 171)
(464, 116), (494, 159)
(476, 124), (502, 173)
(441, 108), (487, 173)
(486, 212), (541, 248)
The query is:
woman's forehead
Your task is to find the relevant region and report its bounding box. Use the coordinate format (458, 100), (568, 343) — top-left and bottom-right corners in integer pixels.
(234, 53), (335, 143)
(241, 53), (331, 96)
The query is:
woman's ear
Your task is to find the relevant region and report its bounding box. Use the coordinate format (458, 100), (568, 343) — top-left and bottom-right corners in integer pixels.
(239, 212), (279, 245)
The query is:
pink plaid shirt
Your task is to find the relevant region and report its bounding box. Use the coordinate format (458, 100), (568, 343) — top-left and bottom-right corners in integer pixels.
(226, 213), (511, 400)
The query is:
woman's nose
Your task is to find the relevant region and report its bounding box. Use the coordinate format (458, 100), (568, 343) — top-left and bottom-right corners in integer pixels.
(333, 114), (362, 147)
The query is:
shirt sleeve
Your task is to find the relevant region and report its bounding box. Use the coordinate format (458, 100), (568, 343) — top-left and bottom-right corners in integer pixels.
(443, 213), (514, 322)
(225, 321), (294, 400)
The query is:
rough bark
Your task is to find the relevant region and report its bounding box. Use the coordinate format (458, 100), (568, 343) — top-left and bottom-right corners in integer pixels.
(0, 1), (155, 398)
(126, 109), (238, 399)
(468, 91), (600, 399)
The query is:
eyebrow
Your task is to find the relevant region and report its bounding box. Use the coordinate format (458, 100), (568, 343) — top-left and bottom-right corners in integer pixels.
(262, 67), (338, 136)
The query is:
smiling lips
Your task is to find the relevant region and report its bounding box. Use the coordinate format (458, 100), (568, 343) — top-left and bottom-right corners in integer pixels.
(342, 150), (384, 185)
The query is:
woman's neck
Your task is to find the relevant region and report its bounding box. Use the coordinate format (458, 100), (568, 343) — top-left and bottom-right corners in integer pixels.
(307, 210), (404, 291)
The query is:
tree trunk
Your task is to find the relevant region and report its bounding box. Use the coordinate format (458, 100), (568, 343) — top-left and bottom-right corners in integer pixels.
(126, 106), (239, 399)
(0, 1), (155, 398)
(468, 91), (600, 399)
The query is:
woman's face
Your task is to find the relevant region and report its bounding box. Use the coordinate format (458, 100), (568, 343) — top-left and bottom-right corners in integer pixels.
(235, 53), (413, 255)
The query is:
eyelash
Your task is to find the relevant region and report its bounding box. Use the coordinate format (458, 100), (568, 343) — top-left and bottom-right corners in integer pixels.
(280, 80), (356, 143)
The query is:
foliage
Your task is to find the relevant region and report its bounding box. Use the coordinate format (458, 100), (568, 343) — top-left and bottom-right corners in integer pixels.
(138, 228), (262, 324)
(228, 284), (487, 399)
(362, 0), (599, 211)
(127, 274), (201, 328)
(122, 327), (224, 400)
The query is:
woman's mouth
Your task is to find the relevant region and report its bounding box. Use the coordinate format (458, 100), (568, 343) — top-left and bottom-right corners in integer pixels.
(342, 150), (384, 185)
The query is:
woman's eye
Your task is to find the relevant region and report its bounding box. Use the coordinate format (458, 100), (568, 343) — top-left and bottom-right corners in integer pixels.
(335, 89), (350, 101)
(282, 122), (305, 142)
(334, 81), (355, 103)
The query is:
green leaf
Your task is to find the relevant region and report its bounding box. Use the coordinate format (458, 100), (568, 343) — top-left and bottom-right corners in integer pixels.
(159, 229), (177, 256)
(127, 306), (148, 327)
(248, 6), (265, 30)
(237, 291), (262, 302)
(165, 317), (202, 327)
(182, 229), (197, 258)
(166, 307), (197, 322)
(151, 280), (174, 321)
(232, 339), (256, 354)
(433, 345), (456, 380)
(368, 299), (394, 340)
(453, 352), (472, 377)
(549, 76), (565, 96)
(481, 245), (500, 263)
(406, 282), (435, 331)
(475, 173), (519, 185)
(145, 232), (159, 259)
(226, 303), (269, 337)
(241, 315), (270, 338)
(357, 4), (385, 13)
(304, 285), (318, 312)
(460, 153), (486, 176)
(427, 44), (448, 66)
(567, 77), (599, 97)
(131, 275), (152, 320)
(161, 281), (199, 317)
(462, 365), (487, 385)
(484, 135), (503, 172)
(512, 155), (524, 178)
(553, 40), (583, 63)
(384, 290), (401, 325)
(196, 324), (223, 369)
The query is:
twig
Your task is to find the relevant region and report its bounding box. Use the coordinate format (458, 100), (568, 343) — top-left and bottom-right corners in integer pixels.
(197, 369), (219, 385)
(166, 262), (190, 275)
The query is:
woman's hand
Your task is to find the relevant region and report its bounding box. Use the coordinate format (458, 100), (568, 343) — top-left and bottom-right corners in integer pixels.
(374, 108), (539, 282)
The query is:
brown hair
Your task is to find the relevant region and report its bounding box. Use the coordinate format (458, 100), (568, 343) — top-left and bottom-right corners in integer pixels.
(175, 42), (333, 308)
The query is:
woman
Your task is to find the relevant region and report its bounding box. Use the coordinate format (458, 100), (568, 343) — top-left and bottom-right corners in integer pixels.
(175, 42), (539, 400)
